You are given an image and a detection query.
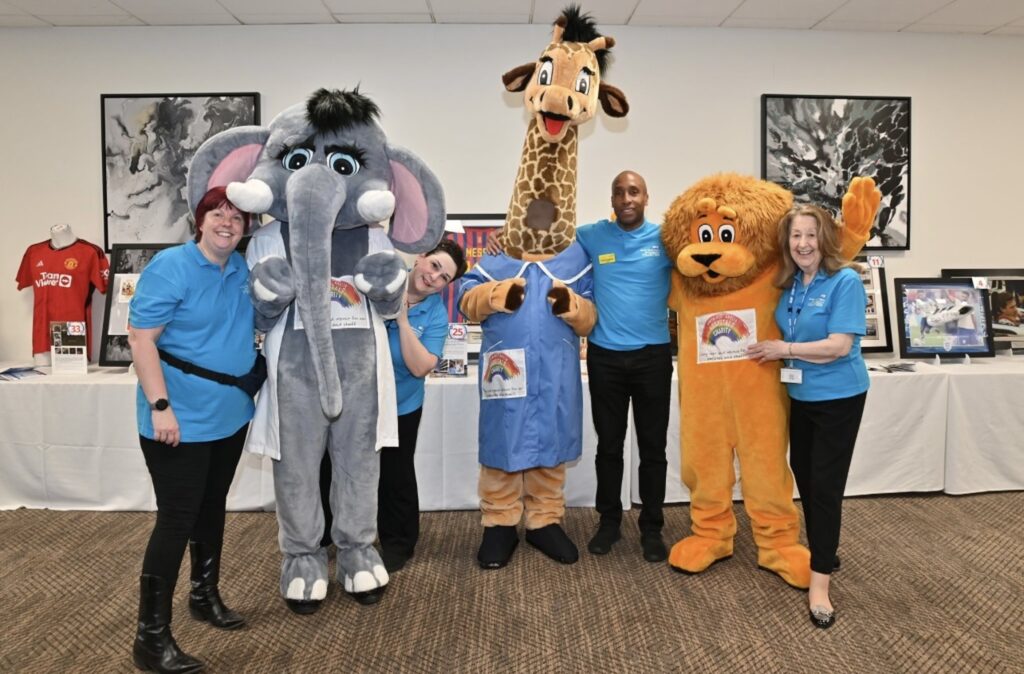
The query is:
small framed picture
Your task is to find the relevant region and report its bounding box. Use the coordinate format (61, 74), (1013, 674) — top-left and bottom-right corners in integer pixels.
(855, 256), (893, 353)
(439, 213), (505, 332)
(941, 269), (1024, 351)
(99, 244), (174, 366)
(893, 277), (995, 359)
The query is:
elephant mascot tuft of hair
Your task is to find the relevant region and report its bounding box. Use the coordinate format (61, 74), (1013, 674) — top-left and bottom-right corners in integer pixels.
(187, 88), (446, 610)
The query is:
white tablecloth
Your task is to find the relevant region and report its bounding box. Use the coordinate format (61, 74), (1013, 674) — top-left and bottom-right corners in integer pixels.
(639, 361), (950, 504)
(943, 358), (1024, 494)
(2, 357), (1021, 512)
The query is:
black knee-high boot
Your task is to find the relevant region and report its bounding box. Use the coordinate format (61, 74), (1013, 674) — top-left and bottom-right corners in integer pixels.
(133, 574), (204, 674)
(188, 542), (245, 630)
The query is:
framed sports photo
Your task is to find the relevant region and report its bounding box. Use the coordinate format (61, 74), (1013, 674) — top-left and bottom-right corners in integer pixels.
(893, 277), (995, 359)
(99, 244), (174, 366)
(941, 268), (1024, 351)
(855, 257), (893, 353)
(762, 94), (911, 250)
(101, 92), (260, 251)
(440, 213), (505, 361)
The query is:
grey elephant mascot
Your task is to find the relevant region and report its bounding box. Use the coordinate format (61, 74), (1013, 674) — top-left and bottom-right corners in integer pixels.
(187, 88), (446, 610)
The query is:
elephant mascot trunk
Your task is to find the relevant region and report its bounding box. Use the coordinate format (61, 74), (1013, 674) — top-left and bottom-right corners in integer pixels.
(185, 87), (446, 609)
(285, 164), (347, 417)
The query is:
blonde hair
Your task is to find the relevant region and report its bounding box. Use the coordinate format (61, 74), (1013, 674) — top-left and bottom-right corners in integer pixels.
(774, 203), (861, 288)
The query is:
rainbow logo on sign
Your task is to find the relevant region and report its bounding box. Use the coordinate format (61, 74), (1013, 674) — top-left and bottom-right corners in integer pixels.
(700, 312), (750, 346)
(330, 279), (361, 307)
(484, 352), (521, 383)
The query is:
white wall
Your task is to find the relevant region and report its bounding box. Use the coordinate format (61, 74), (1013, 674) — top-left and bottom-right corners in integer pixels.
(1, 23), (1022, 361)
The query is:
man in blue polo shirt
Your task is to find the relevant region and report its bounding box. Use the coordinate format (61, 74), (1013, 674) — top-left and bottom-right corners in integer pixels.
(577, 171), (673, 562)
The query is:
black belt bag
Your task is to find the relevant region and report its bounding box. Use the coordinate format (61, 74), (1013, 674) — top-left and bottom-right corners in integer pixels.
(158, 349), (267, 398)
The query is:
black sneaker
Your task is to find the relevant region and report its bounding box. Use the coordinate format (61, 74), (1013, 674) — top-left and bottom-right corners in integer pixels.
(641, 532), (667, 563)
(587, 524), (621, 555)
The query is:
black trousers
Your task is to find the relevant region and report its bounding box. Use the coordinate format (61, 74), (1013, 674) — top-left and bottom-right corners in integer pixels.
(321, 408), (423, 558)
(586, 342), (672, 533)
(789, 392), (867, 575)
(139, 423), (248, 587)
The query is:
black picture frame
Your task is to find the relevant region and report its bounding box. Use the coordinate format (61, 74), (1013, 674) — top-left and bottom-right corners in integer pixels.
(893, 277), (995, 359)
(99, 244), (174, 366)
(941, 268), (1024, 350)
(855, 256), (893, 353)
(101, 92), (260, 251)
(762, 94), (911, 250)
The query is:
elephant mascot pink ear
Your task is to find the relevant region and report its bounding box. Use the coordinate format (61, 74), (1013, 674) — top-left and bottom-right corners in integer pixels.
(187, 126), (268, 218)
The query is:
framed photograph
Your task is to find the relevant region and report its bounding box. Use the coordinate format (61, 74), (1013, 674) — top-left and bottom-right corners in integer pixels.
(99, 244), (174, 366)
(893, 278), (994, 359)
(941, 269), (1024, 350)
(101, 92), (260, 251)
(762, 94), (911, 250)
(855, 257), (893, 353)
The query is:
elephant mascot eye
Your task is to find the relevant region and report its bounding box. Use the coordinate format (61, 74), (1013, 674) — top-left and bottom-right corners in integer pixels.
(282, 148), (313, 171)
(327, 152), (361, 176)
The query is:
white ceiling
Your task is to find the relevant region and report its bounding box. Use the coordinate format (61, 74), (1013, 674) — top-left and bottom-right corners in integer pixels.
(0, 0), (1022, 36)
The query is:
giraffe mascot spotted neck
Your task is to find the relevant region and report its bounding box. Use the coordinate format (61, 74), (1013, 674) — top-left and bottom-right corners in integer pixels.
(458, 5), (628, 569)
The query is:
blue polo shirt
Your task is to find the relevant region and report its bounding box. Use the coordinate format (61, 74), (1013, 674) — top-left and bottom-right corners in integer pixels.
(575, 219), (672, 350)
(775, 266), (870, 402)
(130, 241), (255, 441)
(387, 292), (448, 415)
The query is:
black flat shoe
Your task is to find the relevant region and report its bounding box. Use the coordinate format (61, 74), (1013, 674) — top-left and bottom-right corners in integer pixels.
(640, 532), (667, 563)
(477, 525), (519, 569)
(809, 605), (836, 629)
(587, 524), (621, 555)
(526, 523), (578, 564)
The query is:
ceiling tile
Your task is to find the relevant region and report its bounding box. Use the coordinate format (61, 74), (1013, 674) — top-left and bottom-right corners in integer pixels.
(827, 0), (950, 24)
(730, 0), (845, 21)
(111, 0), (228, 12)
(724, 17), (816, 29)
(430, 0), (526, 12)
(134, 13), (241, 25)
(628, 15), (722, 27)
(324, 0), (428, 11)
(219, 0), (328, 12)
(990, 24), (1024, 34)
(332, 12), (432, 23)
(815, 19), (908, 32)
(633, 0), (740, 20)
(233, 12), (335, 24)
(433, 12), (529, 24)
(922, 0), (1024, 25)
(45, 13), (144, 25)
(904, 23), (992, 34)
(4, 0), (125, 14)
(0, 14), (49, 25)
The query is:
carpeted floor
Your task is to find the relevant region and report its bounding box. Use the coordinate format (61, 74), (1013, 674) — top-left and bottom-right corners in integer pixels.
(1, 492), (1022, 673)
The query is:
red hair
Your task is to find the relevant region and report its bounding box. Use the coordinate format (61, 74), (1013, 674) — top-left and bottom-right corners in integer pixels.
(193, 186), (251, 242)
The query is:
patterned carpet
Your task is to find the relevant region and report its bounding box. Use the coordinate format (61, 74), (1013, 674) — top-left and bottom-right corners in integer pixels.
(1, 492), (1021, 673)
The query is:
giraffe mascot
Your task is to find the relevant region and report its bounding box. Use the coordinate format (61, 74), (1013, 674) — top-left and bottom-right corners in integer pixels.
(458, 5), (628, 569)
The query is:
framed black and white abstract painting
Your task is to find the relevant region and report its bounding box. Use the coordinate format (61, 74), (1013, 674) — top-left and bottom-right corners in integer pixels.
(101, 92), (260, 251)
(762, 94), (911, 251)
(99, 244), (173, 366)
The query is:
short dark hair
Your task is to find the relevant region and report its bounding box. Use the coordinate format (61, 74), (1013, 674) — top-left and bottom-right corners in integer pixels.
(428, 238), (468, 281)
(193, 186), (251, 242)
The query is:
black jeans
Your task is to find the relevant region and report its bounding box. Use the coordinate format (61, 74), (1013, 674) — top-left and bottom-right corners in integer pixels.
(586, 342), (672, 533)
(139, 423), (248, 587)
(789, 392), (867, 575)
(321, 408), (423, 558)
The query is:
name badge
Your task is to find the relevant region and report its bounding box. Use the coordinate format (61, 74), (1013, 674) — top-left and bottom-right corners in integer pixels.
(780, 367), (802, 384)
(598, 253), (616, 265)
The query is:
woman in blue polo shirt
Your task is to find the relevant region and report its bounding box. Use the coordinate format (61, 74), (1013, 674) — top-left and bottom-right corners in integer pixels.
(748, 204), (869, 630)
(320, 238), (467, 573)
(128, 186), (255, 672)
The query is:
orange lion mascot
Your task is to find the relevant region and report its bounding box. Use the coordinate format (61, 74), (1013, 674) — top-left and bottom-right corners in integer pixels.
(661, 173), (879, 588)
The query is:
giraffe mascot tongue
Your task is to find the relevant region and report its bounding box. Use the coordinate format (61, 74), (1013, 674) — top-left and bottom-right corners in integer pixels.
(458, 5), (628, 569)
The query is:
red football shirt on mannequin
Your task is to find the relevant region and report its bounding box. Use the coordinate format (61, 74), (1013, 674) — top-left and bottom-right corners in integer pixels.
(16, 234), (109, 359)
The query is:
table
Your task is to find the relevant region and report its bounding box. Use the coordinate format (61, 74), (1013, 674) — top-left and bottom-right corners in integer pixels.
(638, 359), (950, 504)
(2, 357), (1021, 512)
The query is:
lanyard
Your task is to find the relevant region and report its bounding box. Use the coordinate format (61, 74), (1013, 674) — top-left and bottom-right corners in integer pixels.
(786, 277), (811, 366)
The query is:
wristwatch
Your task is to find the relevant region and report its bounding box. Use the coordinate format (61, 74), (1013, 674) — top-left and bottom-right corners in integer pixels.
(149, 398), (170, 411)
